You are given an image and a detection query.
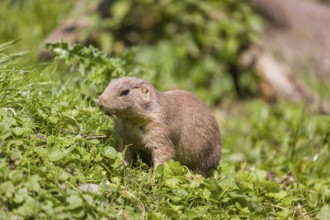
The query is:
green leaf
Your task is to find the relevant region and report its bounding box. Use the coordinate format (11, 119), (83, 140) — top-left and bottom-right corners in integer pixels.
(48, 149), (68, 162)
(41, 201), (55, 215)
(66, 194), (83, 210)
(14, 196), (41, 217)
(88, 139), (100, 145)
(103, 146), (117, 159)
(198, 188), (211, 200)
(267, 191), (288, 200)
(167, 202), (184, 212)
(164, 161), (187, 176)
(165, 177), (181, 188)
(317, 205), (330, 220)
(235, 202), (250, 214)
(82, 194), (95, 206)
(12, 127), (25, 136)
(13, 188), (29, 204)
(173, 188), (188, 199)
(0, 181), (15, 198)
(10, 148), (23, 161)
(26, 175), (41, 192)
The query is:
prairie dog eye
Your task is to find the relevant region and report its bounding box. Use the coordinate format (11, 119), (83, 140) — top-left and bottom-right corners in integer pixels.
(120, 90), (130, 96)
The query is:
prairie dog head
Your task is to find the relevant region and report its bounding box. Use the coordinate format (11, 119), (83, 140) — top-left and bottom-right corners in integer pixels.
(98, 77), (157, 119)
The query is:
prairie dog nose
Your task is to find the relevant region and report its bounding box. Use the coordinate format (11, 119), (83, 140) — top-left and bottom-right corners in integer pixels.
(97, 96), (105, 108)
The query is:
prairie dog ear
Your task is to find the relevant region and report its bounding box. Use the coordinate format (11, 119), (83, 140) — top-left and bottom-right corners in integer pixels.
(140, 83), (151, 99)
(141, 84), (149, 93)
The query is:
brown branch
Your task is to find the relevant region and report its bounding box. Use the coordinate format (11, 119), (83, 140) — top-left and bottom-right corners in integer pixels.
(241, 46), (330, 114)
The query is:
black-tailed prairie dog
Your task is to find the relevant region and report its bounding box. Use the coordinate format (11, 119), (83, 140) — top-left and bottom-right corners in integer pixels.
(98, 77), (221, 177)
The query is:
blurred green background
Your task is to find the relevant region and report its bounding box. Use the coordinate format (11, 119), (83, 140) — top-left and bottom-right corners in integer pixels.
(0, 0), (264, 104)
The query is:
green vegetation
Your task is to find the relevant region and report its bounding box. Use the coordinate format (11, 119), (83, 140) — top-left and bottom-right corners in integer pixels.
(0, 0), (329, 219)
(93, 0), (263, 104)
(0, 0), (75, 56)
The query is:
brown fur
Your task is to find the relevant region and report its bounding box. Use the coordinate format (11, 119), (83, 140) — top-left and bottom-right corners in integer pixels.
(98, 77), (221, 177)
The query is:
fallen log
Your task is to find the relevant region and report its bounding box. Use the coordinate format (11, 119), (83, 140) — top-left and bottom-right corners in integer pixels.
(241, 0), (330, 113)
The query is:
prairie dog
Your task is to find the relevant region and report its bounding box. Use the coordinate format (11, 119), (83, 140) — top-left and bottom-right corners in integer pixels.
(98, 77), (221, 177)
